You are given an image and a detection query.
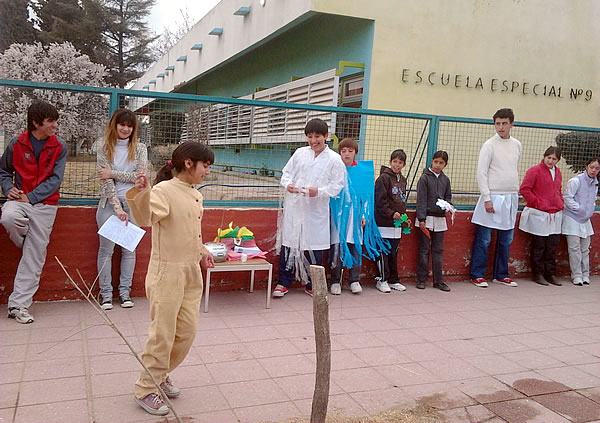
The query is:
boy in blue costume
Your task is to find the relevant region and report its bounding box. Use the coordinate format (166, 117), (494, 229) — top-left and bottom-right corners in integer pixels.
(330, 138), (389, 295)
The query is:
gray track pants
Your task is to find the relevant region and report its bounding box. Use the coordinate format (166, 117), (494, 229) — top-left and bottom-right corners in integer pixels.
(1, 201), (58, 309)
(566, 235), (591, 283)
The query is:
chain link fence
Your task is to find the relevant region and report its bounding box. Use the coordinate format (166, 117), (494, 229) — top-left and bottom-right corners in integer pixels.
(1, 79), (599, 207)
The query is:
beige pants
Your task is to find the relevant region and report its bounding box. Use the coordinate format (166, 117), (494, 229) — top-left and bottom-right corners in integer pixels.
(134, 260), (203, 398)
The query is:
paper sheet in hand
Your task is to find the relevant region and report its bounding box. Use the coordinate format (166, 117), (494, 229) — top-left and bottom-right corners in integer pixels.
(98, 215), (145, 252)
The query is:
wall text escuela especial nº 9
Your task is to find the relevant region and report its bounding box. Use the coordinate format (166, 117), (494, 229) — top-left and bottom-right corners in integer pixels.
(401, 68), (593, 102)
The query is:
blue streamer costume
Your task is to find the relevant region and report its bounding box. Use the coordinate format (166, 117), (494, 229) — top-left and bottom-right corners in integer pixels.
(330, 160), (390, 268)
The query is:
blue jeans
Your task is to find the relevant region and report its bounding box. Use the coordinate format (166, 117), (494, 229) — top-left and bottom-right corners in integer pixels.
(470, 225), (514, 280)
(96, 199), (136, 298)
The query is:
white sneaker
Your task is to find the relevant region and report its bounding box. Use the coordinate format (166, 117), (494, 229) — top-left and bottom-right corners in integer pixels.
(582, 278), (590, 285)
(330, 283), (341, 295)
(376, 280), (391, 293)
(389, 283), (406, 291)
(7, 307), (34, 324)
(573, 279), (584, 286)
(350, 282), (362, 294)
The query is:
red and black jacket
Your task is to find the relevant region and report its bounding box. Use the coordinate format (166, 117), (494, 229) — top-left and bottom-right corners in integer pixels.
(0, 131), (67, 205)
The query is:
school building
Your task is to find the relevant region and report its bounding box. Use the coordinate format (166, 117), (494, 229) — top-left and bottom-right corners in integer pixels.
(133, 0), (598, 127)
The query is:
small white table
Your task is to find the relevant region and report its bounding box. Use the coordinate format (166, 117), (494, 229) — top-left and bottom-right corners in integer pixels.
(204, 258), (273, 312)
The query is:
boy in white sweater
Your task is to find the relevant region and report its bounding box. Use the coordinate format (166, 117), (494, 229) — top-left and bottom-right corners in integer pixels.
(470, 108), (522, 288)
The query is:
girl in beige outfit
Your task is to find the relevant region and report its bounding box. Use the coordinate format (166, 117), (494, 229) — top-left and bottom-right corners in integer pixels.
(126, 142), (215, 416)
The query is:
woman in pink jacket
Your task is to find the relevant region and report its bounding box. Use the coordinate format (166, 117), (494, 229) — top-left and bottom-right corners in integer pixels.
(519, 146), (564, 286)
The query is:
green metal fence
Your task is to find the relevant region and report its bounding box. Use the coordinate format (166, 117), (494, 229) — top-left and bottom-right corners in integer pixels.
(1, 79), (599, 208)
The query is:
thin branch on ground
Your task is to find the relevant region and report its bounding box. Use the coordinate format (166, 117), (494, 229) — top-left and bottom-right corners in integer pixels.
(55, 256), (183, 423)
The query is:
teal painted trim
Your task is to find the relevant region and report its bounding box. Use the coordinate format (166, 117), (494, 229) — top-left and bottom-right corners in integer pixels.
(165, 65), (175, 71)
(234, 6), (250, 16)
(406, 121), (430, 196)
(109, 92), (120, 116)
(1, 79), (599, 133)
(191, 43), (203, 50)
(142, 85), (149, 89)
(176, 56), (187, 62)
(58, 198), (98, 205)
(209, 27), (223, 35)
(156, 73), (165, 78)
(426, 116), (439, 165)
(149, 80), (156, 84)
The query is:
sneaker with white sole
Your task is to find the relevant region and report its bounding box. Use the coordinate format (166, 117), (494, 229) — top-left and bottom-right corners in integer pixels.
(120, 294), (134, 308)
(471, 278), (488, 288)
(7, 307), (34, 324)
(160, 376), (181, 398)
(330, 283), (341, 295)
(135, 393), (169, 416)
(100, 296), (113, 310)
(582, 278), (590, 285)
(350, 282), (362, 294)
(492, 278), (518, 287)
(573, 278), (584, 286)
(376, 280), (391, 293)
(272, 284), (288, 297)
(389, 282), (407, 291)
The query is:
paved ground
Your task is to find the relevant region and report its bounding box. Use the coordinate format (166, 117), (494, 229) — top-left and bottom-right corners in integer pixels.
(1, 277), (600, 423)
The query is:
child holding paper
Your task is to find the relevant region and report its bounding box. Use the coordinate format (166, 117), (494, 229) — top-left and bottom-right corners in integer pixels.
(96, 108), (147, 310)
(415, 151), (453, 291)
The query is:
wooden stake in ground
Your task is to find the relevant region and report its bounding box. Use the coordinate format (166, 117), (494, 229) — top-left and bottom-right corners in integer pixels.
(310, 264), (331, 423)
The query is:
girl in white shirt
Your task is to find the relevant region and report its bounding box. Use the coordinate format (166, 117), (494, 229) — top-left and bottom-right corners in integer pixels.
(96, 109), (147, 310)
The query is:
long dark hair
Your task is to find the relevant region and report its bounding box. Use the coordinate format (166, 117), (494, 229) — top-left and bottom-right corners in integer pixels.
(155, 142), (214, 185)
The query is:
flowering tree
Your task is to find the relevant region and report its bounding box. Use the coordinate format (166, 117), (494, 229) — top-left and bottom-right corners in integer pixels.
(0, 42), (109, 154)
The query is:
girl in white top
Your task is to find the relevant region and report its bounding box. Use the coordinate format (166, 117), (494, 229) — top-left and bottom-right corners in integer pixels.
(561, 158), (600, 286)
(96, 109), (147, 309)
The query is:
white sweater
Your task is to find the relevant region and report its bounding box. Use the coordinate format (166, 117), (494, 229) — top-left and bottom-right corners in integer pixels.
(476, 133), (522, 202)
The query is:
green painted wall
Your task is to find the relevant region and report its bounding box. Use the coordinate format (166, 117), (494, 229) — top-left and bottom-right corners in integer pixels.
(177, 13), (374, 99)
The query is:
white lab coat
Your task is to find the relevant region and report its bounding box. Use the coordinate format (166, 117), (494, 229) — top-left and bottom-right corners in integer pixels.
(280, 145), (346, 250)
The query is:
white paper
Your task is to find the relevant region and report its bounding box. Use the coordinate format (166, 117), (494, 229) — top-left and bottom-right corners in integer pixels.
(233, 246), (262, 254)
(98, 215), (146, 252)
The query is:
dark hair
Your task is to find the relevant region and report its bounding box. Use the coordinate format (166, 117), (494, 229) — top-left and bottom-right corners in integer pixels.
(155, 141), (215, 184)
(390, 149), (406, 163)
(27, 101), (59, 132)
(304, 118), (328, 136)
(585, 157), (600, 167)
(338, 138), (359, 153)
(543, 146), (561, 160)
(493, 108), (514, 123)
(432, 150), (449, 164)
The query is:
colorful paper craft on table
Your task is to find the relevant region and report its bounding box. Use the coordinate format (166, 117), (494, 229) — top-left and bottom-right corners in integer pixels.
(214, 221), (266, 261)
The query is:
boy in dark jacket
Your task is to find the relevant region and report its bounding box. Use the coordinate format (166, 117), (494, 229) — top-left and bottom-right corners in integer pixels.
(374, 149), (408, 293)
(415, 151), (452, 291)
